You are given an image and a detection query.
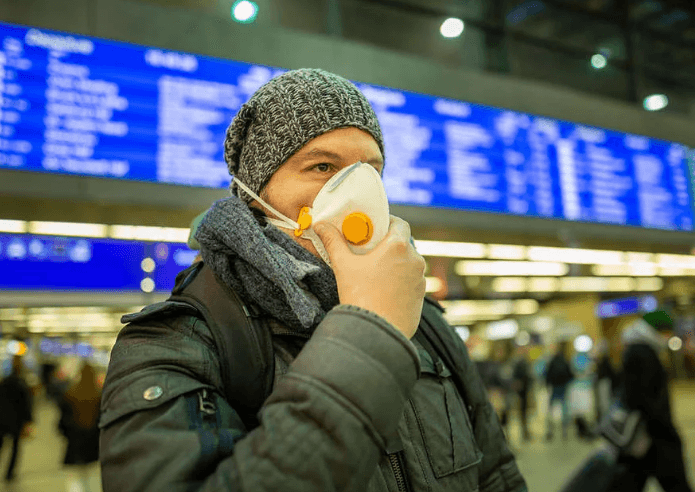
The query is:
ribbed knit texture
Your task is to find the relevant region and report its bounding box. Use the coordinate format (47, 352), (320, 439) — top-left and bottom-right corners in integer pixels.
(225, 68), (385, 203)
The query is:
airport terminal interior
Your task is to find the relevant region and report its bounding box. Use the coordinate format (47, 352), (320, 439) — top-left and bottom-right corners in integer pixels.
(0, 0), (694, 490)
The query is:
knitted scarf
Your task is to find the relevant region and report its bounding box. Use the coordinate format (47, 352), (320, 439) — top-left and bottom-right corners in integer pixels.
(195, 195), (340, 334)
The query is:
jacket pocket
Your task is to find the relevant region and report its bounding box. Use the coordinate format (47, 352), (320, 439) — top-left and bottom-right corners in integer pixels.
(409, 361), (483, 479)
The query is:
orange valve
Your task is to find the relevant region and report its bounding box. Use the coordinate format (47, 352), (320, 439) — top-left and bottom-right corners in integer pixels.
(295, 207), (313, 237)
(342, 212), (373, 246)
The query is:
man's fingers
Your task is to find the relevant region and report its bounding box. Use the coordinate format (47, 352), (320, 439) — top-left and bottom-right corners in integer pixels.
(383, 216), (413, 245)
(313, 221), (349, 261)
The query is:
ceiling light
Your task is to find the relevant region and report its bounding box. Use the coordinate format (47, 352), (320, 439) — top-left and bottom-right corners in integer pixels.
(559, 277), (604, 291)
(558, 276), (636, 292)
(592, 263), (659, 276)
(635, 278), (663, 291)
(0, 219), (27, 233)
(110, 225), (189, 243)
(668, 336), (683, 351)
(446, 314), (505, 322)
(606, 277), (636, 291)
(232, 0), (258, 24)
(491, 277), (527, 292)
(141, 257), (156, 273)
(626, 252), (653, 263)
(491, 277), (561, 292)
(527, 246), (624, 265)
(528, 277), (560, 292)
(140, 278), (155, 293)
(486, 319), (519, 340)
(28, 221), (107, 238)
(655, 253), (695, 268)
(441, 300), (514, 317)
(455, 326), (470, 342)
(425, 276), (444, 293)
(591, 54), (607, 69)
(514, 299), (539, 315)
(414, 240), (486, 258)
(516, 330), (531, 346)
(487, 244), (527, 260)
(440, 17), (464, 38)
(455, 260), (568, 276)
(659, 266), (695, 276)
(574, 335), (594, 353)
(440, 299), (538, 318)
(643, 94), (668, 111)
(533, 317), (553, 333)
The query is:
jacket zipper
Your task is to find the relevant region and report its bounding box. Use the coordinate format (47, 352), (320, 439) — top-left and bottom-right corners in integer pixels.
(388, 452), (409, 492)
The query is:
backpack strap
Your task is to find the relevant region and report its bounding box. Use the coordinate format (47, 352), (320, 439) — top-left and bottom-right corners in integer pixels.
(415, 297), (480, 428)
(168, 262), (275, 431)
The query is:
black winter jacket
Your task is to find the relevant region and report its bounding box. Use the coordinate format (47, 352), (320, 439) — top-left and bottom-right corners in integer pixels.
(99, 292), (527, 492)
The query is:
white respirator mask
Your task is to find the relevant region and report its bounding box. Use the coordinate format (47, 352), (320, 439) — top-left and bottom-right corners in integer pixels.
(233, 162), (390, 267)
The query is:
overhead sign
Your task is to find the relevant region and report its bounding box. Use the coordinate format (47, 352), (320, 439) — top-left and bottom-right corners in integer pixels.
(595, 295), (658, 319)
(0, 21), (693, 231)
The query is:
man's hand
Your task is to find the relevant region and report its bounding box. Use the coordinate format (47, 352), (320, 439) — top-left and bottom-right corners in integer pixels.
(314, 215), (426, 339)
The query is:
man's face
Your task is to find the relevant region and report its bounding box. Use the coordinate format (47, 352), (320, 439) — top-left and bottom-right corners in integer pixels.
(250, 127), (384, 259)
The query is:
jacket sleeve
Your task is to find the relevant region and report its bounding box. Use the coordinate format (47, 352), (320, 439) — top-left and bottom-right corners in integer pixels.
(425, 304), (527, 492)
(99, 305), (420, 492)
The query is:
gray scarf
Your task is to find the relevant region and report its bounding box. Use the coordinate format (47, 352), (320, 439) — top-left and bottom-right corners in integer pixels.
(195, 195), (340, 334)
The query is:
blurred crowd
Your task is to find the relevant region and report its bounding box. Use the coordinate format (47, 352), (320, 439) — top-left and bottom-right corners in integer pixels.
(475, 313), (692, 491)
(0, 355), (102, 492)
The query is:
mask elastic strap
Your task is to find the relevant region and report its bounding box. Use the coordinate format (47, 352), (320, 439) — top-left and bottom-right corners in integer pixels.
(232, 178), (300, 230)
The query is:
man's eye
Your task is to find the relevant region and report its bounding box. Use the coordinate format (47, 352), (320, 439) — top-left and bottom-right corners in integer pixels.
(312, 163), (332, 172)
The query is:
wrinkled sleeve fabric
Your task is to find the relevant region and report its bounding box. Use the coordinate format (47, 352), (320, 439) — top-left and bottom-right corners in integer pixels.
(99, 304), (420, 492)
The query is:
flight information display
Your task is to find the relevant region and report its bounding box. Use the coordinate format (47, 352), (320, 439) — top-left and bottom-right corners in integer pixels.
(0, 233), (195, 292)
(1, 21), (693, 231)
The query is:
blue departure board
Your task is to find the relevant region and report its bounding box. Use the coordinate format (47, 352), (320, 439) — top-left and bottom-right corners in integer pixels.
(0, 233), (194, 292)
(0, 21), (693, 231)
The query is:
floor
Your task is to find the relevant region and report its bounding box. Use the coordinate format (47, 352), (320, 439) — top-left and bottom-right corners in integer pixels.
(0, 383), (693, 492)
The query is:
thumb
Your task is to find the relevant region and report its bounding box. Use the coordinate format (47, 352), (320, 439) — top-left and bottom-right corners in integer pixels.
(313, 221), (350, 262)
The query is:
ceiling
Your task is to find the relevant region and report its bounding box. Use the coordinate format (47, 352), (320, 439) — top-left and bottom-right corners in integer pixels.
(139, 0), (695, 116)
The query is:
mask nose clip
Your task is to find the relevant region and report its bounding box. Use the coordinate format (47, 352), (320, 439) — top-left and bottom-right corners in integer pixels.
(294, 207), (313, 237)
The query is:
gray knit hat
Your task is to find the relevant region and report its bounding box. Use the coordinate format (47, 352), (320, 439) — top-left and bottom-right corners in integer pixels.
(225, 68), (385, 203)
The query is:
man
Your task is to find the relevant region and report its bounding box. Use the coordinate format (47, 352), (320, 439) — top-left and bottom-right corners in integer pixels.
(0, 355), (34, 482)
(99, 68), (527, 492)
(545, 343), (573, 441)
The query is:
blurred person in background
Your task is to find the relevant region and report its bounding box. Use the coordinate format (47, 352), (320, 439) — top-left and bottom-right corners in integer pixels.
(545, 343), (574, 441)
(594, 339), (617, 423)
(608, 315), (693, 492)
(59, 362), (102, 492)
(511, 345), (533, 441)
(0, 354), (34, 483)
(100, 69), (527, 492)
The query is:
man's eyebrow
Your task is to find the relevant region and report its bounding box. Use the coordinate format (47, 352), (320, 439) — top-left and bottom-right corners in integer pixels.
(302, 148), (383, 166)
(303, 148), (342, 160)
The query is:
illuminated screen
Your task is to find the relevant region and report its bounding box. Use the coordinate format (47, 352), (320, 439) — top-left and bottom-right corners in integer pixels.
(0, 233), (194, 292)
(0, 21), (693, 231)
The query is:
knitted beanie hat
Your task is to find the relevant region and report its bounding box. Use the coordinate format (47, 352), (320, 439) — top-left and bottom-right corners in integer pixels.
(224, 68), (385, 203)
